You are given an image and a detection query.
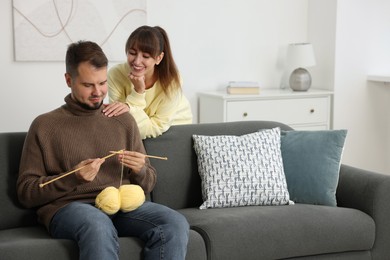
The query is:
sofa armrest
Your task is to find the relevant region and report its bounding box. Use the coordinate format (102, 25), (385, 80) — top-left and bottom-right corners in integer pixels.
(337, 164), (390, 259)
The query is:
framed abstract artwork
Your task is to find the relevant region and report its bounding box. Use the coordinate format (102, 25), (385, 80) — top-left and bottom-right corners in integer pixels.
(12, 0), (146, 61)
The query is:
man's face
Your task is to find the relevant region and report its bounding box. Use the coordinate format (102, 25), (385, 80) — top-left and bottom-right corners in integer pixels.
(65, 61), (107, 110)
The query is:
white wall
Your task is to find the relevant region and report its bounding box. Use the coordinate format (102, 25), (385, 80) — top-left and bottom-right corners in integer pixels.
(146, 0), (309, 118)
(1, 1), (68, 132)
(333, 0), (390, 173)
(1, 0), (389, 174)
(0, 0), (309, 132)
(308, 0), (337, 92)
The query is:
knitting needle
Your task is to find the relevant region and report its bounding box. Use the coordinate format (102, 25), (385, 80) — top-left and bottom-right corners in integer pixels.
(145, 155), (168, 160)
(109, 150), (168, 160)
(39, 150), (124, 188)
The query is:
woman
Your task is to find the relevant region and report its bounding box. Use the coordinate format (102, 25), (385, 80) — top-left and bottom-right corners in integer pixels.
(104, 25), (192, 139)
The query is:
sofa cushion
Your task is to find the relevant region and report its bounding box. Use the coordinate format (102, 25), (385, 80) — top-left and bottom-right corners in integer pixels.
(281, 130), (347, 206)
(193, 128), (290, 209)
(179, 204), (374, 260)
(0, 226), (207, 260)
(0, 226), (79, 260)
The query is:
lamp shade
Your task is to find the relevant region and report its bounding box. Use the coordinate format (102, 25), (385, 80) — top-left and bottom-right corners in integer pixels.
(287, 43), (316, 68)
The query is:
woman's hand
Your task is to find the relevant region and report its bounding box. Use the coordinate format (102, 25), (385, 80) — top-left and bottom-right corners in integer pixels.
(128, 73), (146, 94)
(102, 102), (130, 117)
(117, 150), (146, 174)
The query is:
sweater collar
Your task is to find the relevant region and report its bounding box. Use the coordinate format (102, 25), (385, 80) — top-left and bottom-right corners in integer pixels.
(63, 94), (103, 116)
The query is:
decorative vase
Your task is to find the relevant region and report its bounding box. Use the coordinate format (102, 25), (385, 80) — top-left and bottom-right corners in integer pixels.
(289, 67), (312, 91)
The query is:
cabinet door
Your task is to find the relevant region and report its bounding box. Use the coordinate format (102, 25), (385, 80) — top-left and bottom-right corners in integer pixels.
(226, 97), (329, 126)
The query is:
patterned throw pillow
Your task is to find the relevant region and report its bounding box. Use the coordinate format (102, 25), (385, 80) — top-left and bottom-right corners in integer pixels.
(193, 127), (290, 209)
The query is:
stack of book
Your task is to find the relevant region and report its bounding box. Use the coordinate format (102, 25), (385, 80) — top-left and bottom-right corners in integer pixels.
(226, 81), (260, 94)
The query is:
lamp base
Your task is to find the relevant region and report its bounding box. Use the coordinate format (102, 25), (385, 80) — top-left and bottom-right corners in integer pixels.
(289, 68), (312, 91)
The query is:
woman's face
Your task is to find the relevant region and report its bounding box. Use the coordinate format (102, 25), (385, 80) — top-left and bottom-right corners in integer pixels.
(126, 48), (163, 79)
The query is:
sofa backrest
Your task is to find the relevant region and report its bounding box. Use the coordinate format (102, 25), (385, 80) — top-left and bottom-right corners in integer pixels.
(0, 132), (38, 230)
(143, 121), (292, 210)
(0, 121), (292, 229)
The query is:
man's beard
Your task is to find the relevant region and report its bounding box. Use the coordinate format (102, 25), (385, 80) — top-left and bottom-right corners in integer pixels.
(77, 100), (103, 110)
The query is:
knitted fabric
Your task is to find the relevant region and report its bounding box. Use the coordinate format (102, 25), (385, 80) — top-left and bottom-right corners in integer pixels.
(17, 94), (156, 230)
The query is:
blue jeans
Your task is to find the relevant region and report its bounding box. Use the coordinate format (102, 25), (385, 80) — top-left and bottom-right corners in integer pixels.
(50, 201), (189, 260)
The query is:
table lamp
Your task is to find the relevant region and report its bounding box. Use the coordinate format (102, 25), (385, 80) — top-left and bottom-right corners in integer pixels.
(287, 43), (316, 91)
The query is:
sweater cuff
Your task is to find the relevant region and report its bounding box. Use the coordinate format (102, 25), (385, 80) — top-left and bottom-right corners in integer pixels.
(126, 91), (146, 108)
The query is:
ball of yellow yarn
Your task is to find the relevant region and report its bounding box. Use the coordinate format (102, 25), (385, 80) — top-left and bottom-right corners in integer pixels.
(95, 186), (120, 215)
(119, 184), (145, 212)
(95, 185), (145, 215)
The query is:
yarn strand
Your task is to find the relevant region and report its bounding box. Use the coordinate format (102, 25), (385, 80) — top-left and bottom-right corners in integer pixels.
(120, 150), (124, 187)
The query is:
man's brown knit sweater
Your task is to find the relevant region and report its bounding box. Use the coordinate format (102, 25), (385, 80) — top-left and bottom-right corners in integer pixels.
(17, 94), (157, 230)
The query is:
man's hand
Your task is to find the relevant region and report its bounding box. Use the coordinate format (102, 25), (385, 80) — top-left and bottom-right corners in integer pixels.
(74, 158), (105, 182)
(102, 102), (130, 117)
(117, 151), (146, 174)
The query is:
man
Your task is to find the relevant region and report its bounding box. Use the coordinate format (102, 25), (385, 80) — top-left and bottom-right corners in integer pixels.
(17, 40), (189, 260)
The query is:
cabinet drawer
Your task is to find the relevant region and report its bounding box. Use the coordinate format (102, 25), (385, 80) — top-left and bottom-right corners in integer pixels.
(226, 97), (329, 125)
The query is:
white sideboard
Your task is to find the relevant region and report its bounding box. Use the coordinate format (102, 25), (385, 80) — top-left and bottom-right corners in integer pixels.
(198, 88), (333, 130)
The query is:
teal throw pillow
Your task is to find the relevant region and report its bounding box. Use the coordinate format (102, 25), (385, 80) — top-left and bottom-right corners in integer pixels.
(281, 130), (347, 206)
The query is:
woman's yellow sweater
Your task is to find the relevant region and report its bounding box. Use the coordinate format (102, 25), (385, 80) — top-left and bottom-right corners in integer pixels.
(108, 63), (193, 139)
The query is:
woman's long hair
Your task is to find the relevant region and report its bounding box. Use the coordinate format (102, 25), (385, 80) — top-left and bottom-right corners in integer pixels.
(125, 26), (181, 96)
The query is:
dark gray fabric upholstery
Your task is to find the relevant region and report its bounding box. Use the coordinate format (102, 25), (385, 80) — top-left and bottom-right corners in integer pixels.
(179, 205), (374, 260)
(0, 226), (79, 260)
(0, 132), (37, 230)
(0, 226), (205, 260)
(1, 121), (390, 259)
(337, 165), (390, 259)
(285, 251), (371, 259)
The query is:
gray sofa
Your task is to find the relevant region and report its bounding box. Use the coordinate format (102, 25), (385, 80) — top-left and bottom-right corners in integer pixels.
(1, 121), (389, 260)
